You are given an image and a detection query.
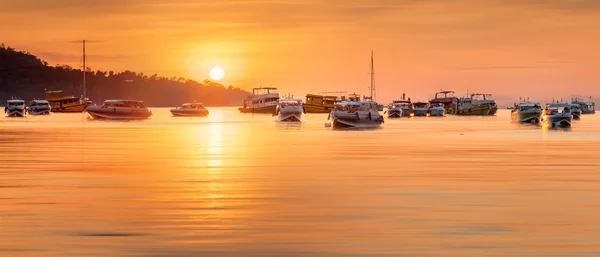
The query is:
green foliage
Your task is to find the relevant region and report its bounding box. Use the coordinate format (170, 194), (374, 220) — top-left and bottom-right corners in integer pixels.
(0, 45), (250, 106)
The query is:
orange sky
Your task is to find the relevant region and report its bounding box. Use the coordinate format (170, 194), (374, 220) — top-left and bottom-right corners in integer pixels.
(1, 0), (599, 103)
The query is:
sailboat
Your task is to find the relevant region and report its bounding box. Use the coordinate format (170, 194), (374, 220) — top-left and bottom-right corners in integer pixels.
(46, 40), (90, 112)
(363, 51), (384, 111)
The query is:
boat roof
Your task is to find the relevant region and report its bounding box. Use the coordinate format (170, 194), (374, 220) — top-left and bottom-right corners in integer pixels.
(182, 102), (204, 106)
(31, 100), (50, 104)
(519, 101), (540, 105)
(253, 87), (277, 90)
(45, 90), (64, 94)
(337, 101), (365, 106)
(104, 100), (144, 103)
(436, 90), (455, 94)
(279, 98), (302, 102)
(392, 100), (411, 103)
(549, 103), (569, 107)
(7, 99), (25, 103)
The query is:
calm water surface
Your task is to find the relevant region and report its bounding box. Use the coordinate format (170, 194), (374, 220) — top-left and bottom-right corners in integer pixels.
(1, 108), (600, 257)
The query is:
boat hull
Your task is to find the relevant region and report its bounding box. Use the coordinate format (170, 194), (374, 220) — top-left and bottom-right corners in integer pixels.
(513, 110), (542, 123)
(400, 107), (412, 117)
(239, 104), (277, 114)
(572, 110), (582, 120)
(429, 107), (446, 117)
(456, 104), (496, 115)
(544, 114), (572, 128)
(6, 109), (25, 117)
(278, 106), (303, 122)
(331, 111), (383, 128)
(86, 107), (152, 120)
(413, 108), (428, 117)
(170, 109), (209, 117)
(303, 104), (334, 113)
(49, 103), (87, 113)
(28, 106), (51, 115)
(387, 108), (403, 118)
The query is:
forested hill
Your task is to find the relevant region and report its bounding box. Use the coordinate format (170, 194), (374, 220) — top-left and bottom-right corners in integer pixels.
(0, 44), (250, 106)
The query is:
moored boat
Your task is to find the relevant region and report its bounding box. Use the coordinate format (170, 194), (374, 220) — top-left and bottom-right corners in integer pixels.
(329, 101), (383, 129)
(430, 91), (458, 114)
(571, 97), (595, 114)
(455, 93), (497, 116)
(570, 104), (582, 120)
(542, 103), (572, 128)
(386, 102), (403, 118)
(429, 102), (446, 117)
(86, 100), (152, 120)
(304, 92), (345, 113)
(276, 97), (303, 122)
(412, 102), (429, 116)
(27, 100), (51, 115)
(511, 101), (542, 123)
(170, 103), (209, 117)
(5, 99), (26, 117)
(45, 90), (88, 112)
(238, 87), (279, 113)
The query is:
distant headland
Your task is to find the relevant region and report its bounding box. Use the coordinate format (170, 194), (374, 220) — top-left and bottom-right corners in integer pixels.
(0, 44), (249, 106)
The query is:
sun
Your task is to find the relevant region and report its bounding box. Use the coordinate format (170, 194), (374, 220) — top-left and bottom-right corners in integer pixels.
(209, 66), (225, 81)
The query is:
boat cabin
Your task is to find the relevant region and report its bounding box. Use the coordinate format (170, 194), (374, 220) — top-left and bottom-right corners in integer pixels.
(430, 102), (445, 108)
(101, 100), (147, 109)
(413, 102), (429, 108)
(547, 103), (570, 115)
(518, 102), (541, 111)
(279, 98), (302, 107)
(179, 103), (206, 109)
(472, 93), (494, 101)
(30, 100), (50, 107)
(7, 99), (25, 106)
(335, 101), (378, 112)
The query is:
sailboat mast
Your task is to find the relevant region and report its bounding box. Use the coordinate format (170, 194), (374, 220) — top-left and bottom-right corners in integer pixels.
(83, 40), (86, 100)
(370, 51), (375, 100)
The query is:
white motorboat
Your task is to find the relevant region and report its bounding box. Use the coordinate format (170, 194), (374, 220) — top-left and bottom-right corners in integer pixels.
(429, 102), (446, 117)
(86, 100), (152, 120)
(5, 99), (26, 117)
(542, 103), (572, 128)
(329, 101), (383, 128)
(570, 104), (582, 120)
(170, 103), (209, 117)
(386, 102), (403, 118)
(28, 100), (51, 115)
(276, 97), (303, 122)
(510, 101), (542, 123)
(413, 102), (429, 117)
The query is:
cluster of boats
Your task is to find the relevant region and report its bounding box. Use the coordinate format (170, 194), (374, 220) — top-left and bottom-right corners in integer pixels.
(510, 98), (596, 128)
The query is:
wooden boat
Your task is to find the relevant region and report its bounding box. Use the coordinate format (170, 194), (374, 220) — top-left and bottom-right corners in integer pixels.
(86, 100), (152, 120)
(170, 103), (209, 117)
(238, 87), (279, 113)
(430, 91), (458, 114)
(511, 101), (543, 123)
(455, 93), (497, 116)
(304, 92), (344, 113)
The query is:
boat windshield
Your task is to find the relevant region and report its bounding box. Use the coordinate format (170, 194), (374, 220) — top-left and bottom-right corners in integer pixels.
(413, 103), (429, 108)
(103, 101), (146, 108)
(279, 100), (301, 106)
(430, 103), (444, 108)
(182, 104), (204, 109)
(519, 103), (541, 110)
(7, 101), (25, 106)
